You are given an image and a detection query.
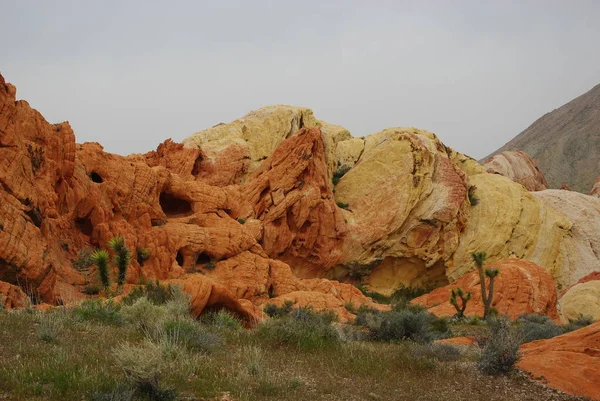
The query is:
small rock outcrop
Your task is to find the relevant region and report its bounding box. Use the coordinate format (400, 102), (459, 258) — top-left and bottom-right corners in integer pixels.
(559, 272), (600, 323)
(482, 150), (547, 191)
(518, 321), (600, 401)
(411, 259), (559, 320)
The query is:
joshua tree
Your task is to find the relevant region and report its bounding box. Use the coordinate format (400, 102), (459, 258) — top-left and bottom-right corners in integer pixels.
(450, 287), (471, 318)
(108, 236), (131, 286)
(471, 252), (500, 320)
(91, 249), (110, 289)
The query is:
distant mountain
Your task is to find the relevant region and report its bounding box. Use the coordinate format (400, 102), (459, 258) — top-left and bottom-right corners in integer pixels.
(485, 83), (600, 193)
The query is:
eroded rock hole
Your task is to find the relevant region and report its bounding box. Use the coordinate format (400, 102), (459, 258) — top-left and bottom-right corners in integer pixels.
(160, 192), (192, 217)
(196, 252), (211, 265)
(75, 216), (93, 237)
(176, 250), (184, 267)
(90, 172), (103, 183)
(191, 155), (203, 176)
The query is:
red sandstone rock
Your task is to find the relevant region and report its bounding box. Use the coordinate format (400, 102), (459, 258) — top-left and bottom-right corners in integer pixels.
(0, 281), (31, 309)
(0, 73), (380, 321)
(518, 321), (600, 400)
(483, 151), (547, 191)
(411, 259), (559, 320)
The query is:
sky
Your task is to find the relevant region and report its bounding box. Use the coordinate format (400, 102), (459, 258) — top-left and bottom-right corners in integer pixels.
(2, 0), (599, 159)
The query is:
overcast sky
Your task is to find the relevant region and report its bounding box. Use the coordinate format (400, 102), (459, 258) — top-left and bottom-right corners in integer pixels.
(2, 0), (599, 158)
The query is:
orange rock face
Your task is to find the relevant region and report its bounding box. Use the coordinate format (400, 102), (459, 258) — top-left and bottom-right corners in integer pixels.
(483, 150), (547, 191)
(411, 259), (559, 320)
(0, 281), (31, 309)
(518, 321), (600, 401)
(0, 73), (381, 322)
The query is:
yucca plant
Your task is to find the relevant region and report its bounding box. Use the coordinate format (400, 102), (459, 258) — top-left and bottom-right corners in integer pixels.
(449, 287), (471, 318)
(91, 249), (111, 289)
(471, 252), (500, 320)
(108, 236), (131, 286)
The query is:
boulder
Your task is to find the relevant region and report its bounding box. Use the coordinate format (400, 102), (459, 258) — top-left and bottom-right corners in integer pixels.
(518, 321), (600, 401)
(482, 150), (547, 191)
(0, 281), (31, 309)
(559, 278), (600, 323)
(411, 259), (559, 320)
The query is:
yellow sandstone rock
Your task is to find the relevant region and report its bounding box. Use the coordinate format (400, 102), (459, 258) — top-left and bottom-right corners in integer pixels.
(559, 280), (600, 322)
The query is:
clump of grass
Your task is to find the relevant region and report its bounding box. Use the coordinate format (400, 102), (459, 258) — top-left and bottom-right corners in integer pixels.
(73, 247), (95, 271)
(112, 340), (180, 400)
(478, 317), (521, 375)
(243, 345), (265, 376)
(201, 309), (243, 330)
(37, 312), (67, 343)
(122, 281), (175, 306)
(74, 299), (123, 325)
(162, 320), (222, 354)
(263, 300), (295, 318)
(336, 201), (350, 210)
(468, 185), (479, 206)
(136, 248), (151, 266)
(258, 307), (339, 350)
(237, 217), (246, 224)
(332, 165), (351, 186)
(410, 342), (462, 362)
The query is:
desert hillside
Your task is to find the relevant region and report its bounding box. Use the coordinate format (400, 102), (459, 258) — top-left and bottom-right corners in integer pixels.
(485, 83), (600, 192)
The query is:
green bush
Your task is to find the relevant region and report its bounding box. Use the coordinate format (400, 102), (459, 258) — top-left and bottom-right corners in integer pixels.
(368, 309), (436, 343)
(263, 300), (295, 318)
(74, 299), (123, 325)
(257, 307), (340, 350)
(478, 317), (521, 375)
(237, 217), (246, 224)
(332, 166), (351, 185)
(562, 315), (594, 332)
(90, 383), (135, 401)
(122, 281), (175, 306)
(517, 314), (562, 343)
(163, 320), (222, 354)
(136, 248), (151, 266)
(201, 309), (243, 330)
(336, 202), (350, 210)
(120, 297), (168, 331)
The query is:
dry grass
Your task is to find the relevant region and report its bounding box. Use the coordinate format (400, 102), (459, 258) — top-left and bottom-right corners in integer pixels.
(0, 306), (589, 401)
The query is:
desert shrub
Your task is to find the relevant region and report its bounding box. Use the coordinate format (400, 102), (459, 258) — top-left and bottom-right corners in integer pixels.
(243, 345), (265, 376)
(112, 340), (179, 401)
(120, 297), (167, 331)
(73, 247), (95, 270)
(74, 299), (123, 325)
(468, 186), (479, 206)
(332, 166), (351, 185)
(263, 300), (295, 318)
(410, 342), (462, 362)
(37, 312), (67, 342)
(391, 284), (429, 302)
(201, 309), (243, 330)
(517, 314), (562, 343)
(82, 283), (102, 295)
(367, 309), (436, 343)
(205, 260), (216, 270)
(162, 320), (222, 354)
(336, 202), (349, 210)
(122, 281), (175, 306)
(136, 248), (151, 266)
(237, 217), (246, 224)
(257, 307), (340, 350)
(562, 314), (594, 333)
(478, 317), (521, 375)
(392, 297), (427, 314)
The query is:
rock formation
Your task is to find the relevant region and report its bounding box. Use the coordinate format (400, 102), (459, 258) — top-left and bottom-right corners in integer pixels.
(482, 150), (547, 191)
(411, 259), (559, 320)
(2, 71), (600, 323)
(0, 74), (381, 322)
(485, 82), (600, 192)
(558, 272), (600, 323)
(518, 321), (600, 401)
